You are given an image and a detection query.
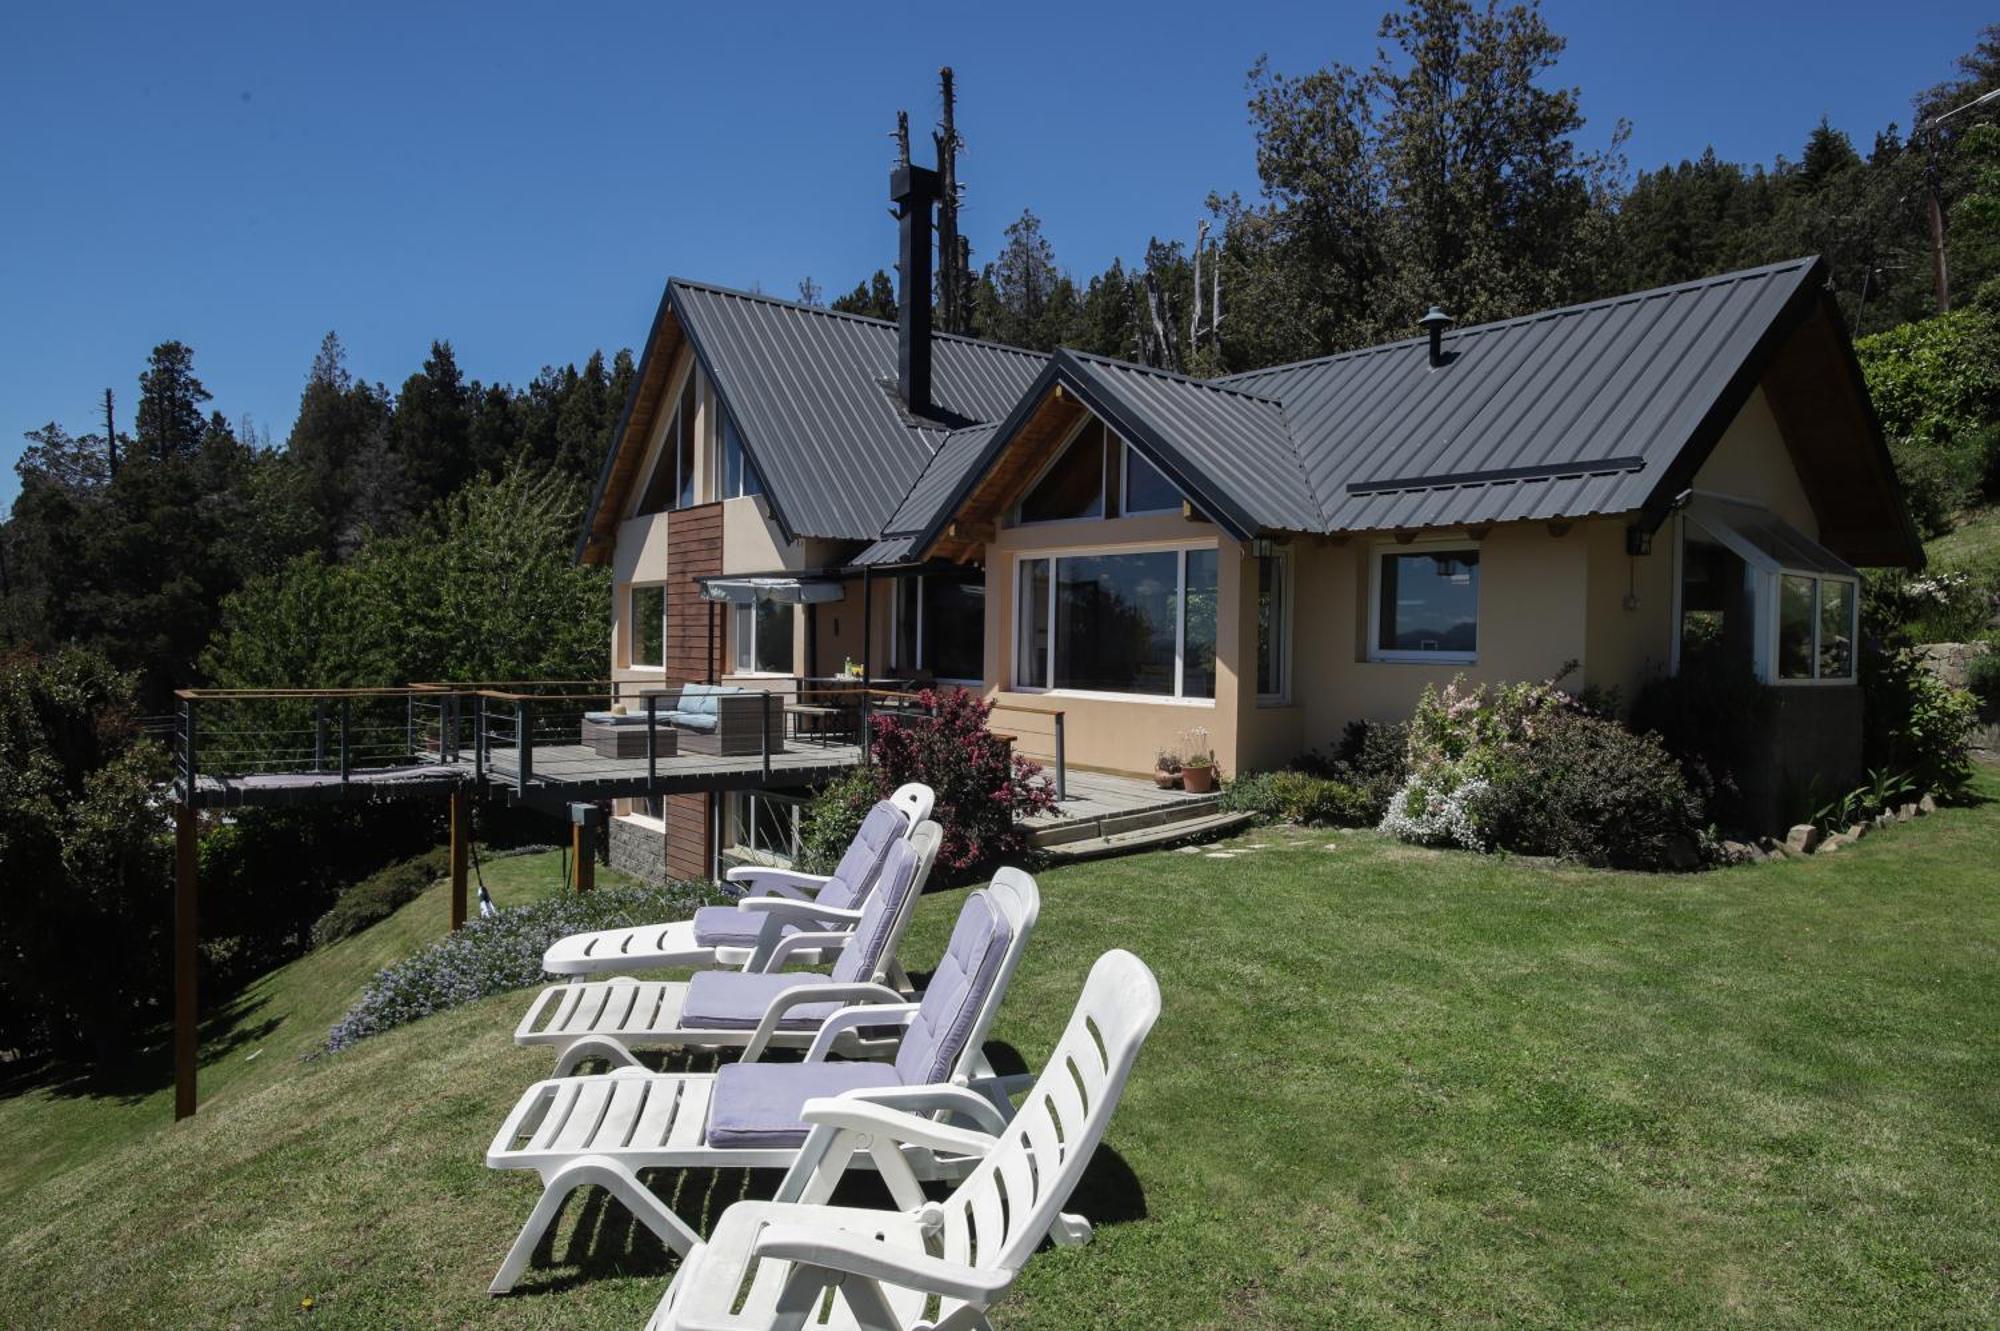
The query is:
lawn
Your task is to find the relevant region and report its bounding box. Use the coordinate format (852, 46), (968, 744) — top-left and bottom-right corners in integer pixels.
(4, 785), (2000, 1328)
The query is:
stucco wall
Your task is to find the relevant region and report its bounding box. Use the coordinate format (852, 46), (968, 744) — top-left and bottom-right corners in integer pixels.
(1692, 387), (1818, 535)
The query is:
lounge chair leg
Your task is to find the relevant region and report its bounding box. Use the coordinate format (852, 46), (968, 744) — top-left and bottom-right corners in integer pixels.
(1048, 1211), (1093, 1247)
(491, 1155), (702, 1295)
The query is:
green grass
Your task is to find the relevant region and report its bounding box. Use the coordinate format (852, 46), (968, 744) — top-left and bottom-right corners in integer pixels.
(5, 794), (2000, 1328)
(1928, 503), (2000, 572)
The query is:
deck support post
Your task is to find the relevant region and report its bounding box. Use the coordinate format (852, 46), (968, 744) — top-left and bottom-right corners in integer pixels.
(449, 787), (469, 931)
(173, 801), (199, 1121)
(570, 802), (598, 893)
(1053, 711), (1067, 803)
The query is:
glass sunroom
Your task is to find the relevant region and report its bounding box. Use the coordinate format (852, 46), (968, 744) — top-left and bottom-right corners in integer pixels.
(1674, 494), (1861, 686)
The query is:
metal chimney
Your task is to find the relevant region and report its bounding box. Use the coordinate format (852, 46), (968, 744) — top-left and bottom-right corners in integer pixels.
(1418, 306), (1453, 368)
(890, 162), (942, 416)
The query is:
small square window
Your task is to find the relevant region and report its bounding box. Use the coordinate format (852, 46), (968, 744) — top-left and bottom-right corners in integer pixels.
(1373, 548), (1479, 660)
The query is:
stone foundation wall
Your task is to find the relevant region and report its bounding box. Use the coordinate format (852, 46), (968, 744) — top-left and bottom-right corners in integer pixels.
(1918, 642), (1999, 757)
(607, 816), (667, 886)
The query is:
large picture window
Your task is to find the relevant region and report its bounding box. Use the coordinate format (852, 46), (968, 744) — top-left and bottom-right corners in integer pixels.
(629, 585), (665, 668)
(893, 572), (985, 682)
(1371, 545), (1479, 661)
(1674, 498), (1860, 686)
(1014, 546), (1216, 699)
(732, 600), (795, 675)
(725, 791), (803, 866)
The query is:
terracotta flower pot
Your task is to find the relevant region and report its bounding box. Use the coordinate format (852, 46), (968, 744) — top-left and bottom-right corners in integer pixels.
(1181, 764), (1215, 794)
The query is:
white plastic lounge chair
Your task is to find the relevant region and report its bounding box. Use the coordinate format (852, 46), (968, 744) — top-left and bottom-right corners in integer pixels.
(541, 783), (934, 977)
(483, 869), (1040, 1294)
(642, 949), (1162, 1331)
(515, 822), (941, 1074)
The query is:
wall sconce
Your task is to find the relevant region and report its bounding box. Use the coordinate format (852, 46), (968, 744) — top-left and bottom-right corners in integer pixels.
(1625, 526), (1653, 557)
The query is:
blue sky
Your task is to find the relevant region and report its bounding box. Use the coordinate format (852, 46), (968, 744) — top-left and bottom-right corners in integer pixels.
(2, 1), (1990, 510)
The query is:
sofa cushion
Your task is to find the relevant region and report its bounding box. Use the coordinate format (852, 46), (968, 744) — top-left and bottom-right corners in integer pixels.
(706, 1060), (902, 1149)
(668, 710), (719, 733)
(676, 682), (742, 719)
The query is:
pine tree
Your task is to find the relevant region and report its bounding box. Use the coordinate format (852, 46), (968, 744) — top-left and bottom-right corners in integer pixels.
(134, 341), (213, 463)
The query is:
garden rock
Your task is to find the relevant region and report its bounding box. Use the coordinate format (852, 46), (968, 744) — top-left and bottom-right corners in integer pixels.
(1785, 824), (1822, 855)
(1847, 822), (1869, 841)
(1898, 803), (1918, 822)
(1919, 794), (1937, 815)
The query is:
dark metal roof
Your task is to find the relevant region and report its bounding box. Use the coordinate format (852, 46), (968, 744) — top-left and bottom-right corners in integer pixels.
(1059, 352), (1324, 534)
(669, 281), (1045, 540)
(1219, 256), (1825, 533)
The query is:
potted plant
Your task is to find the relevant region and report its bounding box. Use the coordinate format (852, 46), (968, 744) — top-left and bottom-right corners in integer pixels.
(1153, 748), (1182, 789)
(1179, 728), (1216, 794)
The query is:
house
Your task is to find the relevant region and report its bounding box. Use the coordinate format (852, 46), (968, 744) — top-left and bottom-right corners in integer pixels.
(579, 166), (1923, 878)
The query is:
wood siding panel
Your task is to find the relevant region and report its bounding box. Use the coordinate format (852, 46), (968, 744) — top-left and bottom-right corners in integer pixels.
(661, 503), (725, 876)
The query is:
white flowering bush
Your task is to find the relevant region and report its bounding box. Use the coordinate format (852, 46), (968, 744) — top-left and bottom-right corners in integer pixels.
(1378, 772), (1492, 851)
(323, 881), (720, 1053)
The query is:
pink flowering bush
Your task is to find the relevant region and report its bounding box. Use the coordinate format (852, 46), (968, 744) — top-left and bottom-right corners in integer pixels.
(862, 687), (1058, 874)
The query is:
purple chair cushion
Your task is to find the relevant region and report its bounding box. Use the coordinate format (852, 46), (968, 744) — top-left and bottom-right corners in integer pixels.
(691, 904), (793, 950)
(818, 802), (912, 912)
(705, 1060), (902, 1149)
(681, 971), (842, 1030)
(893, 891), (1013, 1086)
(829, 837), (921, 984)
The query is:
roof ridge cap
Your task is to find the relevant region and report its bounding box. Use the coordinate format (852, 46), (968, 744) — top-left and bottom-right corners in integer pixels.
(1060, 348), (1285, 405)
(670, 276), (1051, 361)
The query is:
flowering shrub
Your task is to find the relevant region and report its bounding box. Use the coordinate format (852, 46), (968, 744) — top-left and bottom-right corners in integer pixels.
(1867, 567), (1999, 644)
(1378, 672), (1705, 869)
(1379, 772), (1493, 850)
(865, 687), (1058, 874)
(323, 881), (719, 1053)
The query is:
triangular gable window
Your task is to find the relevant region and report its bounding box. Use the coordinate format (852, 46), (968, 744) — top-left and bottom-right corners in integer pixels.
(1013, 417), (1184, 525)
(636, 369), (698, 515)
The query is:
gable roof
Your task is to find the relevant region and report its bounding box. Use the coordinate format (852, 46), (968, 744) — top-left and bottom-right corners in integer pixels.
(654, 281), (1042, 543)
(1219, 255), (1829, 535)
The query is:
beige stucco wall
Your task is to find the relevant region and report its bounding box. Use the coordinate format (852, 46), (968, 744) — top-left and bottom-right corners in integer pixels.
(1691, 387), (1817, 535)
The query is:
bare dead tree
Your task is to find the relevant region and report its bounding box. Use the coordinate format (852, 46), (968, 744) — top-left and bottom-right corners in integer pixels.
(894, 110), (910, 168)
(1190, 219), (1206, 349)
(103, 387), (118, 478)
(933, 67), (965, 335)
(1143, 270), (1182, 373)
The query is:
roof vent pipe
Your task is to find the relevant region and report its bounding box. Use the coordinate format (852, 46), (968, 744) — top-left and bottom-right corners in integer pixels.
(890, 161), (942, 417)
(1418, 306), (1453, 368)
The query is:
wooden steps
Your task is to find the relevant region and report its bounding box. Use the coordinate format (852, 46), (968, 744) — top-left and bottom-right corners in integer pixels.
(1035, 800), (1255, 862)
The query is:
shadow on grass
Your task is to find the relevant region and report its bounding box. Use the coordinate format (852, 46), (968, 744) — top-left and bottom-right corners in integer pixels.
(0, 991), (283, 1106)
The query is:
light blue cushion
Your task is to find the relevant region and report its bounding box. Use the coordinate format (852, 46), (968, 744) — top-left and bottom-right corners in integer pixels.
(705, 1061), (901, 1149)
(669, 710), (719, 733)
(681, 970), (842, 1030)
(893, 891), (1012, 1086)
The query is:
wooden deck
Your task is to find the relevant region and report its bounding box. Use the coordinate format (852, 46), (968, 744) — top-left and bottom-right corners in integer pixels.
(1025, 768), (1214, 827)
(478, 739), (865, 804)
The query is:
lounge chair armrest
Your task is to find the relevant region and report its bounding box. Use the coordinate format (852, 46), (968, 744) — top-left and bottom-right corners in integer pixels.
(798, 1094), (1002, 1157)
(757, 928), (856, 972)
(802, 1003), (919, 1062)
(736, 897), (866, 924)
(740, 982), (906, 1062)
(831, 1083), (1013, 1135)
(751, 1221), (1014, 1303)
(722, 866), (829, 900)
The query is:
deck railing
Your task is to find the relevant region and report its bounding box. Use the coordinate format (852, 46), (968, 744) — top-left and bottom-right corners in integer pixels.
(171, 686), (460, 795)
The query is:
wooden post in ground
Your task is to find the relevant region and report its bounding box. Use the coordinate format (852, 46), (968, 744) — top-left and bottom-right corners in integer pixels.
(571, 802), (596, 894)
(448, 787), (469, 930)
(173, 801), (199, 1121)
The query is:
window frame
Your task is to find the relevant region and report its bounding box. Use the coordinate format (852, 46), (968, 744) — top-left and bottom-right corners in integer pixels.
(633, 357), (704, 516)
(717, 402), (766, 501)
(1367, 538), (1482, 665)
(890, 573), (986, 685)
(1120, 443), (1183, 517)
(1255, 549), (1292, 705)
(627, 583), (667, 670)
(731, 599), (796, 677)
(1770, 570), (1859, 686)
(1011, 540), (1218, 704)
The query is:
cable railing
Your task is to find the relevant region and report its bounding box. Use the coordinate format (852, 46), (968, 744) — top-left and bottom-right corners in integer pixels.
(171, 686), (463, 795)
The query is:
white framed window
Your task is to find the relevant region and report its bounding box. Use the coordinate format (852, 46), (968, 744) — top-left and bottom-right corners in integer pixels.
(1255, 550), (1291, 702)
(1775, 572), (1857, 683)
(620, 795), (666, 829)
(1013, 543), (1217, 700)
(732, 600), (795, 675)
(1672, 496), (1859, 686)
(628, 584), (666, 668)
(892, 571), (986, 682)
(1369, 541), (1480, 663)
(725, 790), (804, 866)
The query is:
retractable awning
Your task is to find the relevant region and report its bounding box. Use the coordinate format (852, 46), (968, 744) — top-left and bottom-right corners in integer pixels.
(1681, 494), (1859, 578)
(696, 575), (847, 606)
